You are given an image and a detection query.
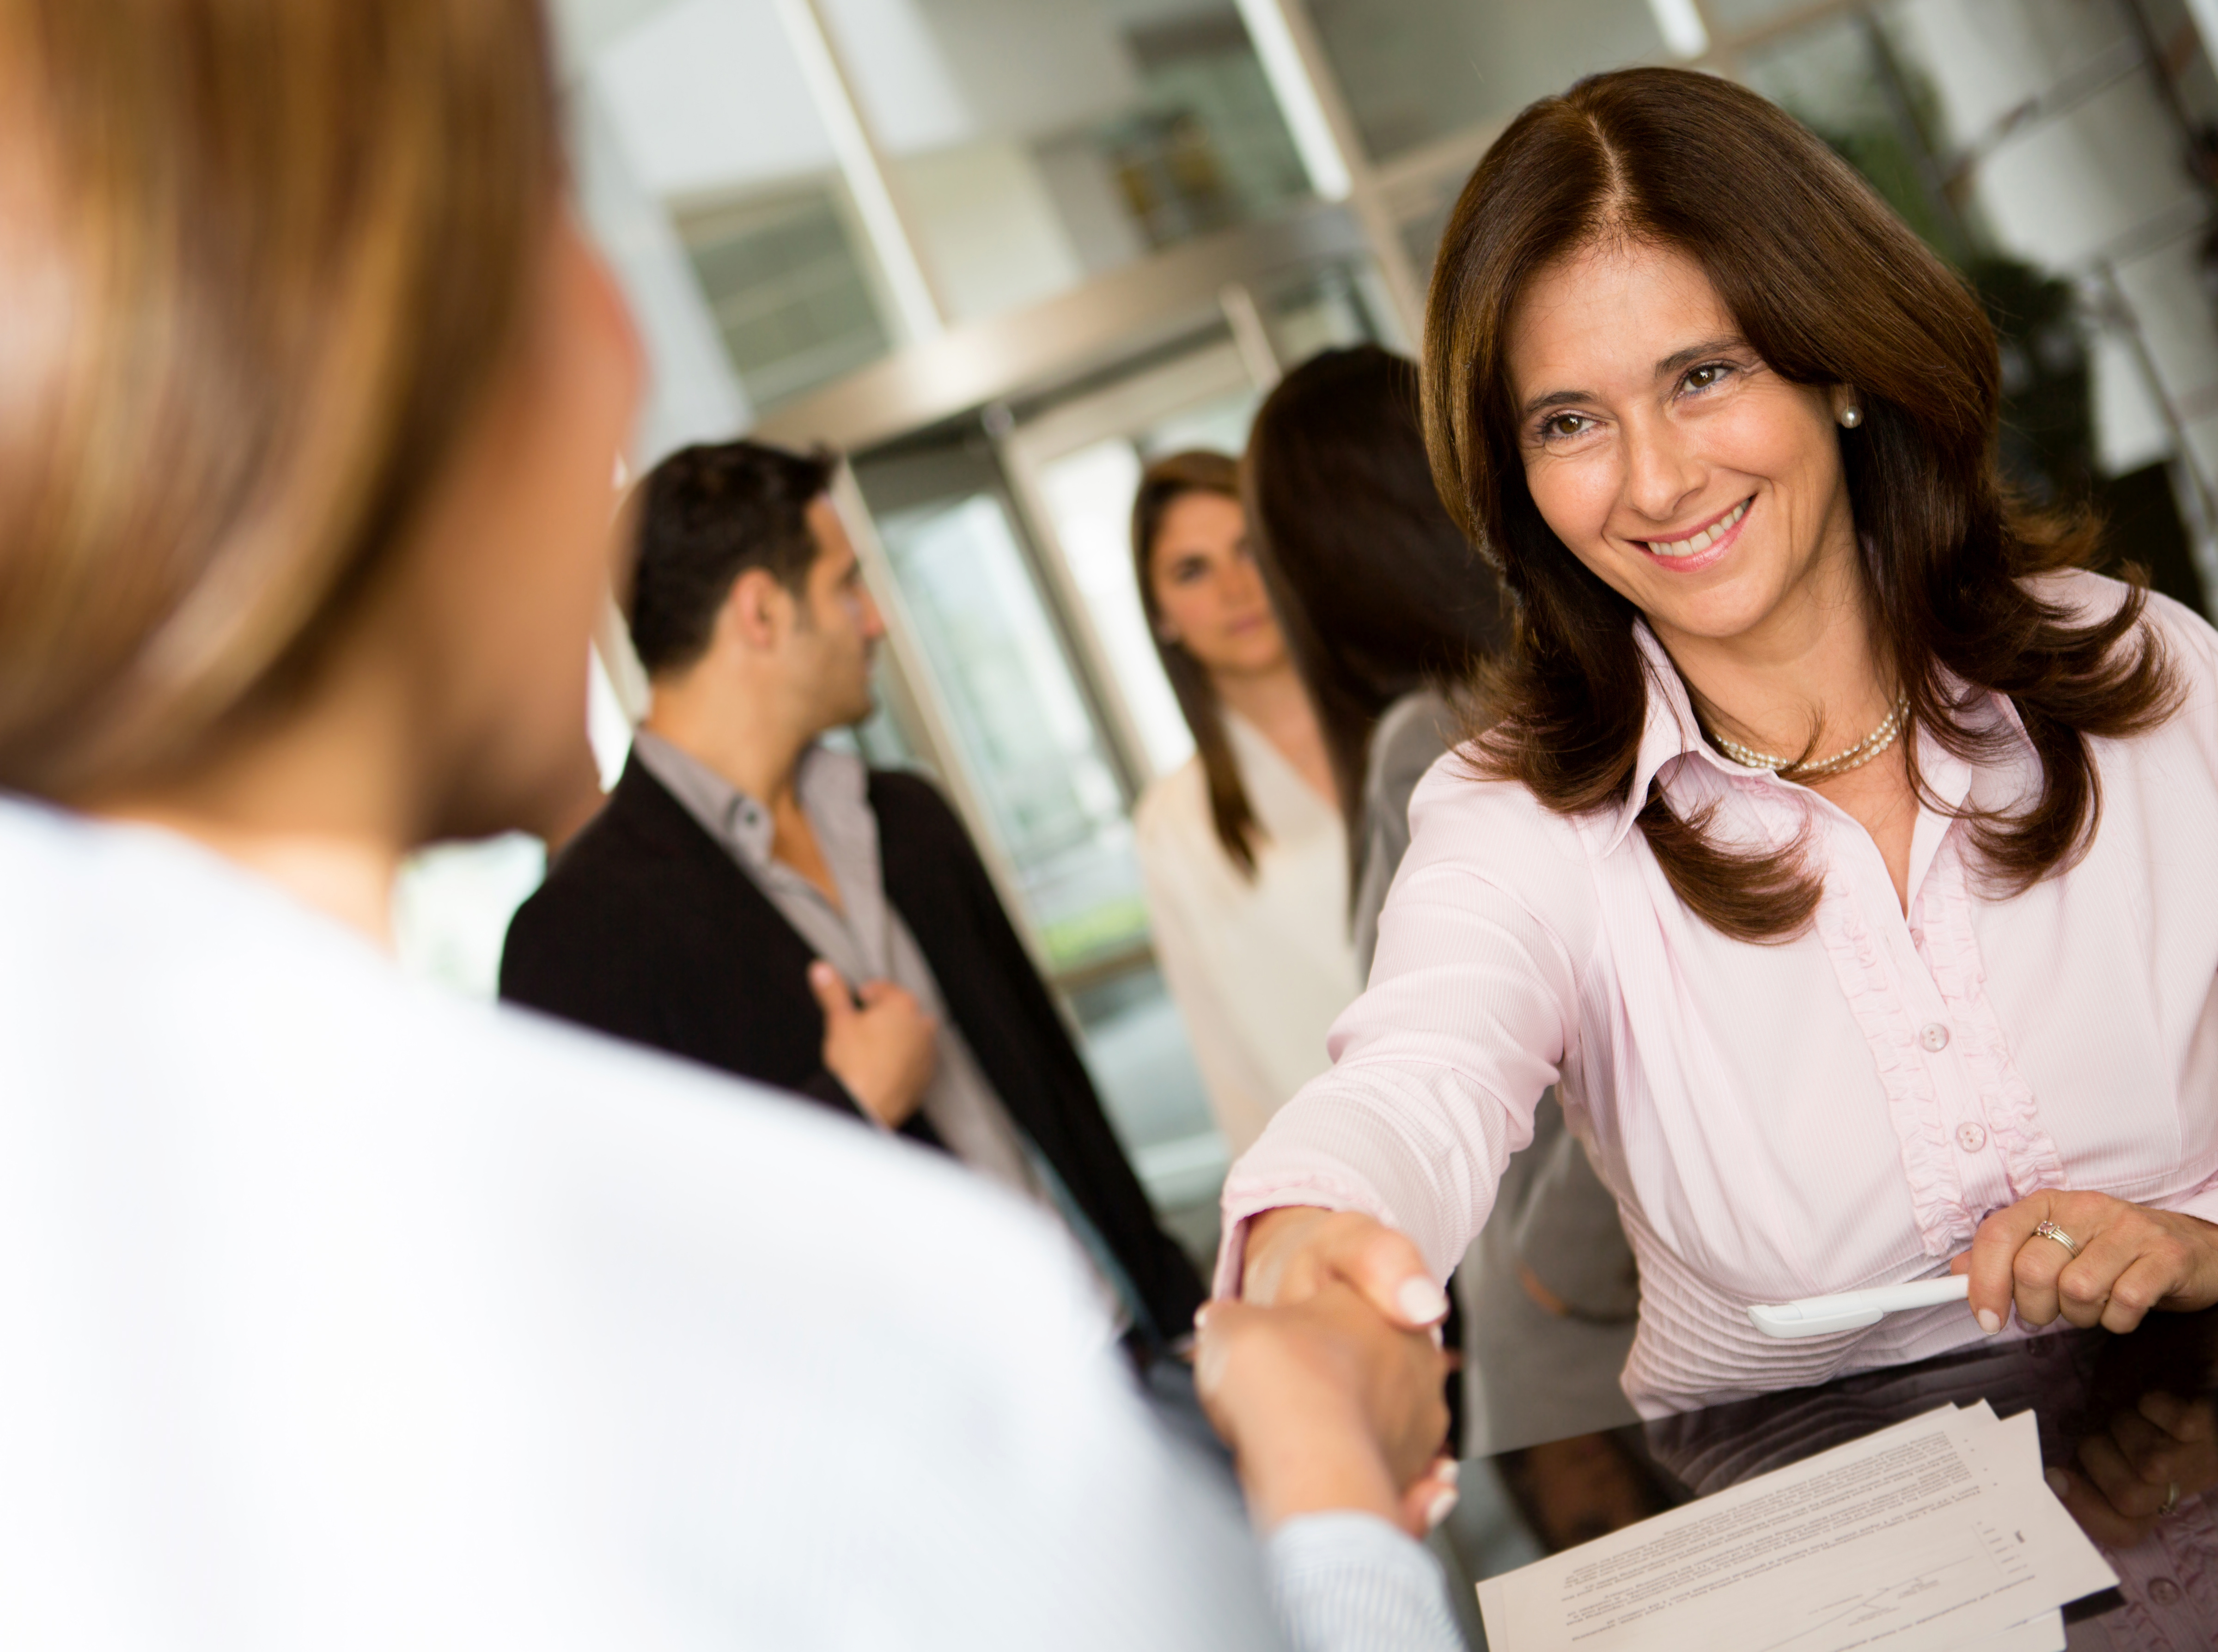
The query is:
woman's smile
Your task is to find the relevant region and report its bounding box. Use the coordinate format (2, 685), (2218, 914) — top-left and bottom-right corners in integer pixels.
(1636, 495), (1752, 570)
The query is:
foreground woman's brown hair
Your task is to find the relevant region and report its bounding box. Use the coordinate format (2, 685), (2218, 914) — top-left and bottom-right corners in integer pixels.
(0, 0), (560, 804)
(1423, 67), (2178, 940)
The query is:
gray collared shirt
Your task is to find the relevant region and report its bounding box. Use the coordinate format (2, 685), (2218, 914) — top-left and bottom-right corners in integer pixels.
(631, 730), (1136, 1327)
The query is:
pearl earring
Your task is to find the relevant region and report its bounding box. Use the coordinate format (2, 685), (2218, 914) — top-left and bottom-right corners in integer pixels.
(1838, 404), (1862, 429)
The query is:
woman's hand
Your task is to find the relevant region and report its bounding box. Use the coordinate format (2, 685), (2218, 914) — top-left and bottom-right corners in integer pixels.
(1194, 1281), (1456, 1537)
(1956, 1191), (2218, 1335)
(1242, 1205), (1451, 1330)
(2046, 1392), (2218, 1548)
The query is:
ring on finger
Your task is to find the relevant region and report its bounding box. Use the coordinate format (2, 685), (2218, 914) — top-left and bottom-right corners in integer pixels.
(2160, 1481), (2181, 1518)
(2033, 1219), (2080, 1258)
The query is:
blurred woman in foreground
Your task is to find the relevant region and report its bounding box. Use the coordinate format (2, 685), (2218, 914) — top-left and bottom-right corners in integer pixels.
(0, 2), (1456, 1644)
(1245, 344), (1638, 1452)
(1228, 68), (2218, 1476)
(1131, 452), (1362, 1154)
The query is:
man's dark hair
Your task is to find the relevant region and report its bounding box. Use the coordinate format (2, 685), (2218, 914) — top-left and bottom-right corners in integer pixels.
(625, 439), (837, 676)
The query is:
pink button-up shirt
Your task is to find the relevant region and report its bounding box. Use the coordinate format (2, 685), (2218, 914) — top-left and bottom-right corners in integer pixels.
(1219, 572), (2218, 1415)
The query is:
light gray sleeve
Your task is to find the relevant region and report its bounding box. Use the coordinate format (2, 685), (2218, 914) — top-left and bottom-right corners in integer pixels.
(1511, 1121), (1640, 1321)
(1353, 690), (1459, 978)
(1266, 1514), (1466, 1652)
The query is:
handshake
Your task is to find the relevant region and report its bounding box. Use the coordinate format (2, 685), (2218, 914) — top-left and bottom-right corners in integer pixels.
(1197, 1207), (1461, 1538)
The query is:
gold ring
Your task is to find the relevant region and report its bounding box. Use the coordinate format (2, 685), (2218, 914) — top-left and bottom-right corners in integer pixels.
(2032, 1219), (2079, 1258)
(2160, 1481), (2181, 1517)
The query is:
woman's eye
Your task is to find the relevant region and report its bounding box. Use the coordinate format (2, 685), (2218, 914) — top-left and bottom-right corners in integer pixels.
(1543, 413), (1589, 440)
(1684, 363), (1731, 392)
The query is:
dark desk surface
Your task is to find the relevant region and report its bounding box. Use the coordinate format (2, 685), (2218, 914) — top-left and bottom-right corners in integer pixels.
(1436, 1310), (2218, 1651)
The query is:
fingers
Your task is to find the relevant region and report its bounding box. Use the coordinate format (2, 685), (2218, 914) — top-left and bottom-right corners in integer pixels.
(1341, 1224), (1450, 1331)
(1962, 1199), (2048, 1333)
(1395, 1457), (1461, 1540)
(2103, 1408), (2183, 1489)
(1962, 1193), (2199, 1333)
(805, 960), (853, 1022)
(2048, 1228), (2130, 1330)
(2099, 1252), (2178, 1334)
(2046, 1462), (2156, 1550)
(2076, 1431), (2170, 1530)
(2140, 1391), (2211, 1443)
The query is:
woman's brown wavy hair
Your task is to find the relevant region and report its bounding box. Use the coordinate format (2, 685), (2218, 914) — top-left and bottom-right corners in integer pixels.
(1422, 66), (2179, 941)
(0, 0), (560, 800)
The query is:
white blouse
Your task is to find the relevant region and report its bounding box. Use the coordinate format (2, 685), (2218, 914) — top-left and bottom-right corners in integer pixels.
(1136, 713), (1364, 1156)
(0, 796), (1456, 1650)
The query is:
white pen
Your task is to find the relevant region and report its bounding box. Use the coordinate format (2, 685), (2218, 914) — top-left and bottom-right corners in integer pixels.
(1748, 1274), (1971, 1338)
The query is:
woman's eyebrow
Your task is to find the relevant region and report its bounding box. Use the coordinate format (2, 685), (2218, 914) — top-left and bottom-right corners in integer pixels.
(1517, 336), (1750, 417)
(1654, 335), (1748, 377)
(1520, 387), (1594, 418)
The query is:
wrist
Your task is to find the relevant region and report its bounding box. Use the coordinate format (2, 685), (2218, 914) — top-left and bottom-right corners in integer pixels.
(829, 1062), (894, 1127)
(1230, 1397), (1402, 1532)
(1243, 1205), (1328, 1299)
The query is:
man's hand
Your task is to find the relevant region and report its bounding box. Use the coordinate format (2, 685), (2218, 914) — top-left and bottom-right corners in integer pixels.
(808, 961), (936, 1128)
(1194, 1282), (1456, 1537)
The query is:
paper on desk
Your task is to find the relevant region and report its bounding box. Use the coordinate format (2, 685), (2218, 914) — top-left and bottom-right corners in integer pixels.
(1476, 1403), (2109, 1652)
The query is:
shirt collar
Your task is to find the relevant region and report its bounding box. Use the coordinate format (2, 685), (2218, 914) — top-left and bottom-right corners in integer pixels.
(1596, 623), (2035, 857)
(1601, 621), (1729, 856)
(631, 730), (864, 871)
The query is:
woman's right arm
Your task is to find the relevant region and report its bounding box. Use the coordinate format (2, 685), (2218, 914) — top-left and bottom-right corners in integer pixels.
(1219, 769), (1595, 1317)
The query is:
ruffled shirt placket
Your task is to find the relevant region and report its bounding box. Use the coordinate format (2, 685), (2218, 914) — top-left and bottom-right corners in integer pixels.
(1743, 723), (2070, 1259)
(1626, 622), (2072, 1262)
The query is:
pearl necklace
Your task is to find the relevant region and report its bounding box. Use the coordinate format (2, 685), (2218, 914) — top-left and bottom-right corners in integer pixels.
(1710, 695), (1909, 780)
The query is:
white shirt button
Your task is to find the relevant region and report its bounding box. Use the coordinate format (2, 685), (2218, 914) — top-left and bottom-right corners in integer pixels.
(1920, 1023), (1950, 1052)
(1957, 1122), (1987, 1153)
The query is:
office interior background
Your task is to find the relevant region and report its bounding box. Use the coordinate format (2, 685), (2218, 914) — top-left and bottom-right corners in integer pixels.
(399, 0), (2218, 1260)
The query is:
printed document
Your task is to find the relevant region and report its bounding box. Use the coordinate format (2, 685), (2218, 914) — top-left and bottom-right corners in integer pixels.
(1476, 1403), (2111, 1652)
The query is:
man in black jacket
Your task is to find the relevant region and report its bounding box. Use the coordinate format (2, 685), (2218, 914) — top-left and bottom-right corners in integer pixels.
(501, 440), (1203, 1350)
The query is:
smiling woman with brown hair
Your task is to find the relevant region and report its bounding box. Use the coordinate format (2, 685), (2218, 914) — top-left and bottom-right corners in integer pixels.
(1226, 68), (2218, 1463)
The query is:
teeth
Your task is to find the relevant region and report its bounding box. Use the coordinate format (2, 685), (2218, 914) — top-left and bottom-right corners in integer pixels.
(1647, 498), (1747, 558)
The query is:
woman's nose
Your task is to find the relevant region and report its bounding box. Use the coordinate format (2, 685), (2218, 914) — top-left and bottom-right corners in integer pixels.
(1622, 418), (1704, 524)
(1220, 552), (1266, 605)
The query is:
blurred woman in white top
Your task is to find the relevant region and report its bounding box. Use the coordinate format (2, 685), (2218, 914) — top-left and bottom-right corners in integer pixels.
(1131, 452), (1363, 1155)
(0, 1), (1464, 1644)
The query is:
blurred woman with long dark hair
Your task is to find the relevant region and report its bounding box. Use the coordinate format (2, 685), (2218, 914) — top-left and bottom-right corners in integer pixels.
(1130, 452), (1361, 1154)
(1245, 344), (1639, 1450)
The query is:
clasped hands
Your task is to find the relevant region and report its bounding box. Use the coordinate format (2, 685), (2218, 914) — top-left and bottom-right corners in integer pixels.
(1198, 1207), (1458, 1538)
